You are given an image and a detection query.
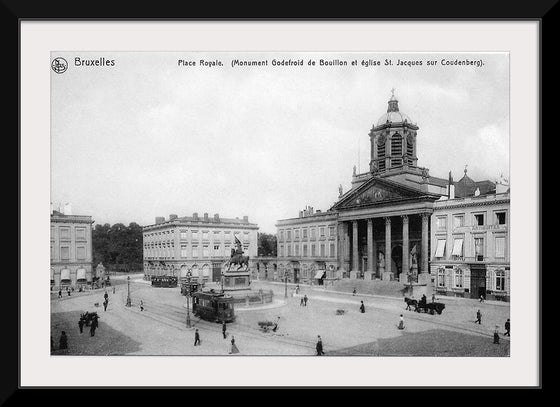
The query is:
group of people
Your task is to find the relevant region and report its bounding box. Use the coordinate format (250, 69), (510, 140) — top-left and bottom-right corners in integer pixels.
(192, 322), (240, 354)
(299, 294), (308, 306)
(474, 309), (510, 343)
(58, 287), (74, 299)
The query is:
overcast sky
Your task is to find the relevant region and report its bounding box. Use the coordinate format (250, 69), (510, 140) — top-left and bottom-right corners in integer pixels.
(51, 52), (509, 233)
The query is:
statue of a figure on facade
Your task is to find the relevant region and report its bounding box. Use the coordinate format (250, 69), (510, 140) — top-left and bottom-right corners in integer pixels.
(410, 245), (418, 276)
(338, 184), (343, 197)
(225, 235), (250, 271)
(353, 165), (357, 177)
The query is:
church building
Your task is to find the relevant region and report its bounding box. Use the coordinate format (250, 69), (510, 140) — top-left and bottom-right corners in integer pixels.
(274, 92), (510, 300)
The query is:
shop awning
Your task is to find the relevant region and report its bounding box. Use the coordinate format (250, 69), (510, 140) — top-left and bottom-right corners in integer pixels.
(77, 268), (86, 281)
(60, 269), (70, 281)
(451, 239), (464, 256)
(435, 240), (446, 258)
(314, 270), (326, 279)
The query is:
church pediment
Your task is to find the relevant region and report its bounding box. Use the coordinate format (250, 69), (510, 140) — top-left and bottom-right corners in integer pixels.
(333, 177), (436, 210)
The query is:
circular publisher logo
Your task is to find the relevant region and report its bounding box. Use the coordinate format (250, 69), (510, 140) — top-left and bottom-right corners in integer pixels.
(51, 57), (68, 74)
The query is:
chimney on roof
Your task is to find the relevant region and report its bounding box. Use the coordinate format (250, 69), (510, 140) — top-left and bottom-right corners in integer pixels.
(214, 213), (220, 222)
(155, 217), (165, 224)
(193, 212), (199, 221)
(169, 214), (178, 221)
(204, 213), (209, 221)
(243, 216), (249, 223)
(299, 211), (303, 218)
(63, 203), (72, 215)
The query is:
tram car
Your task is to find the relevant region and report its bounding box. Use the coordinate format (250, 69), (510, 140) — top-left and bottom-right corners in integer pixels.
(192, 290), (235, 323)
(151, 275), (178, 288)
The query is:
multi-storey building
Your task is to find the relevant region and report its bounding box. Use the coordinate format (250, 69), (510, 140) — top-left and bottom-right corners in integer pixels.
(50, 205), (94, 290)
(431, 175), (510, 301)
(271, 92), (510, 300)
(142, 212), (258, 283)
(276, 206), (338, 284)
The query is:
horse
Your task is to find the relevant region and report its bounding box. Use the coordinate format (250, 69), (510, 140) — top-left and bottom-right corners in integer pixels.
(225, 253), (250, 271)
(404, 297), (418, 311)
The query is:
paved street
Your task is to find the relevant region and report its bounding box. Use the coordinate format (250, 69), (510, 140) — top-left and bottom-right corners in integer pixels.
(51, 275), (510, 357)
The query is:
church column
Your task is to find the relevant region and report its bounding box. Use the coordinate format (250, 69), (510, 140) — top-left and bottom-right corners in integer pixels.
(351, 220), (359, 279)
(365, 218), (374, 280)
(400, 215), (410, 283)
(337, 222), (350, 278)
(419, 213), (431, 284)
(383, 217), (392, 281)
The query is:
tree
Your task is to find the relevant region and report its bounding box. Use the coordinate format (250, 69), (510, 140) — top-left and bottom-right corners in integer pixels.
(92, 222), (143, 272)
(257, 233), (277, 257)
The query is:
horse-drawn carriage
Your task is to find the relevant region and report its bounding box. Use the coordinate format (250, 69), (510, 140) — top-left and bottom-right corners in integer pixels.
(404, 297), (445, 315)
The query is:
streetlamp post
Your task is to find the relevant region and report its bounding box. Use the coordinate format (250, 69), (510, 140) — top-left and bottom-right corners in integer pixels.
(125, 276), (131, 307)
(221, 271), (224, 293)
(284, 272), (288, 298)
(186, 271), (192, 328)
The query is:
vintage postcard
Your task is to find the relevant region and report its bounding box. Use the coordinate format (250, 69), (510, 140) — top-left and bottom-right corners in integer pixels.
(49, 51), (511, 358)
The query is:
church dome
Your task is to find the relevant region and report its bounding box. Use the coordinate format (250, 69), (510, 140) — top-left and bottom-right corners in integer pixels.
(375, 94), (415, 127)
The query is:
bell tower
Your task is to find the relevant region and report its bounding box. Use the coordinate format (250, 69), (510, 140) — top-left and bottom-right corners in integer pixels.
(369, 90), (419, 174)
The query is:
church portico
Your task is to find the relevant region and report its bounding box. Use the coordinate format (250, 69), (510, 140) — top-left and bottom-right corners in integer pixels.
(337, 209), (432, 282)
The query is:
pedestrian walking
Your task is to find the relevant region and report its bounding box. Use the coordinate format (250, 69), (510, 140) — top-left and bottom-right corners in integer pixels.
(300, 297), (304, 306)
(352, 288), (356, 296)
(78, 318), (84, 334)
(493, 325), (500, 344)
(104, 291), (109, 302)
(112, 286), (116, 294)
(58, 289), (62, 299)
(90, 316), (98, 336)
(504, 318), (510, 336)
(59, 331), (68, 349)
(476, 309), (482, 324)
(103, 299), (108, 312)
(316, 335), (325, 355)
(194, 329), (201, 346)
(479, 295), (485, 303)
(398, 314), (405, 330)
(431, 294), (436, 303)
(303, 295), (308, 306)
(295, 285), (300, 294)
(359, 300), (365, 313)
(140, 300), (144, 311)
(229, 335), (240, 354)
(222, 321), (227, 339)
(67, 288), (71, 296)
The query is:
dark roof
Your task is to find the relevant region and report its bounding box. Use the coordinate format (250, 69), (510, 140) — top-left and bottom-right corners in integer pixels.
(454, 174), (496, 198)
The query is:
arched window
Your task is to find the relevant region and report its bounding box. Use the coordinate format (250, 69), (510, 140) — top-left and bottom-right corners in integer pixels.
(191, 264), (199, 277)
(77, 268), (86, 282)
(377, 135), (386, 171)
(60, 268), (70, 282)
(495, 269), (506, 291)
(391, 133), (403, 167)
(202, 264), (210, 278)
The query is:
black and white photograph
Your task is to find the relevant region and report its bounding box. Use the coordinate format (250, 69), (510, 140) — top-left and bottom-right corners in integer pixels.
(19, 20), (540, 388)
(48, 50), (511, 357)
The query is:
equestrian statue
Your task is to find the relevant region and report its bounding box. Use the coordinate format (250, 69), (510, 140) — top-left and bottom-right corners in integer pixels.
(224, 235), (250, 271)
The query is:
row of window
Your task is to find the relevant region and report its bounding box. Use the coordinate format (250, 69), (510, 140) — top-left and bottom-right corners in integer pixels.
(278, 225), (336, 242)
(145, 244), (250, 259)
(436, 211), (507, 230)
(436, 268), (507, 291)
(51, 244), (87, 261)
(144, 230), (250, 243)
(278, 243), (336, 258)
(434, 235), (507, 260)
(51, 226), (88, 240)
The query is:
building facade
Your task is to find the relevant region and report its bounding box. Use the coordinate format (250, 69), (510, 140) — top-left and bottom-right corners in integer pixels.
(142, 212), (258, 283)
(276, 206), (338, 284)
(50, 207), (94, 290)
(272, 93), (510, 299)
(430, 178), (510, 301)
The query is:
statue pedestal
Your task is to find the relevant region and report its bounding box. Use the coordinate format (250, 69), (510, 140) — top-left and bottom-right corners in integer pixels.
(417, 272), (431, 285)
(382, 272), (393, 281)
(399, 273), (410, 283)
(350, 270), (360, 279)
(363, 271), (372, 281)
(221, 265), (251, 291)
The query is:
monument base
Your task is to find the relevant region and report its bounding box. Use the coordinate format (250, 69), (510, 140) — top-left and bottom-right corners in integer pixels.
(382, 272), (393, 281)
(221, 270), (251, 291)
